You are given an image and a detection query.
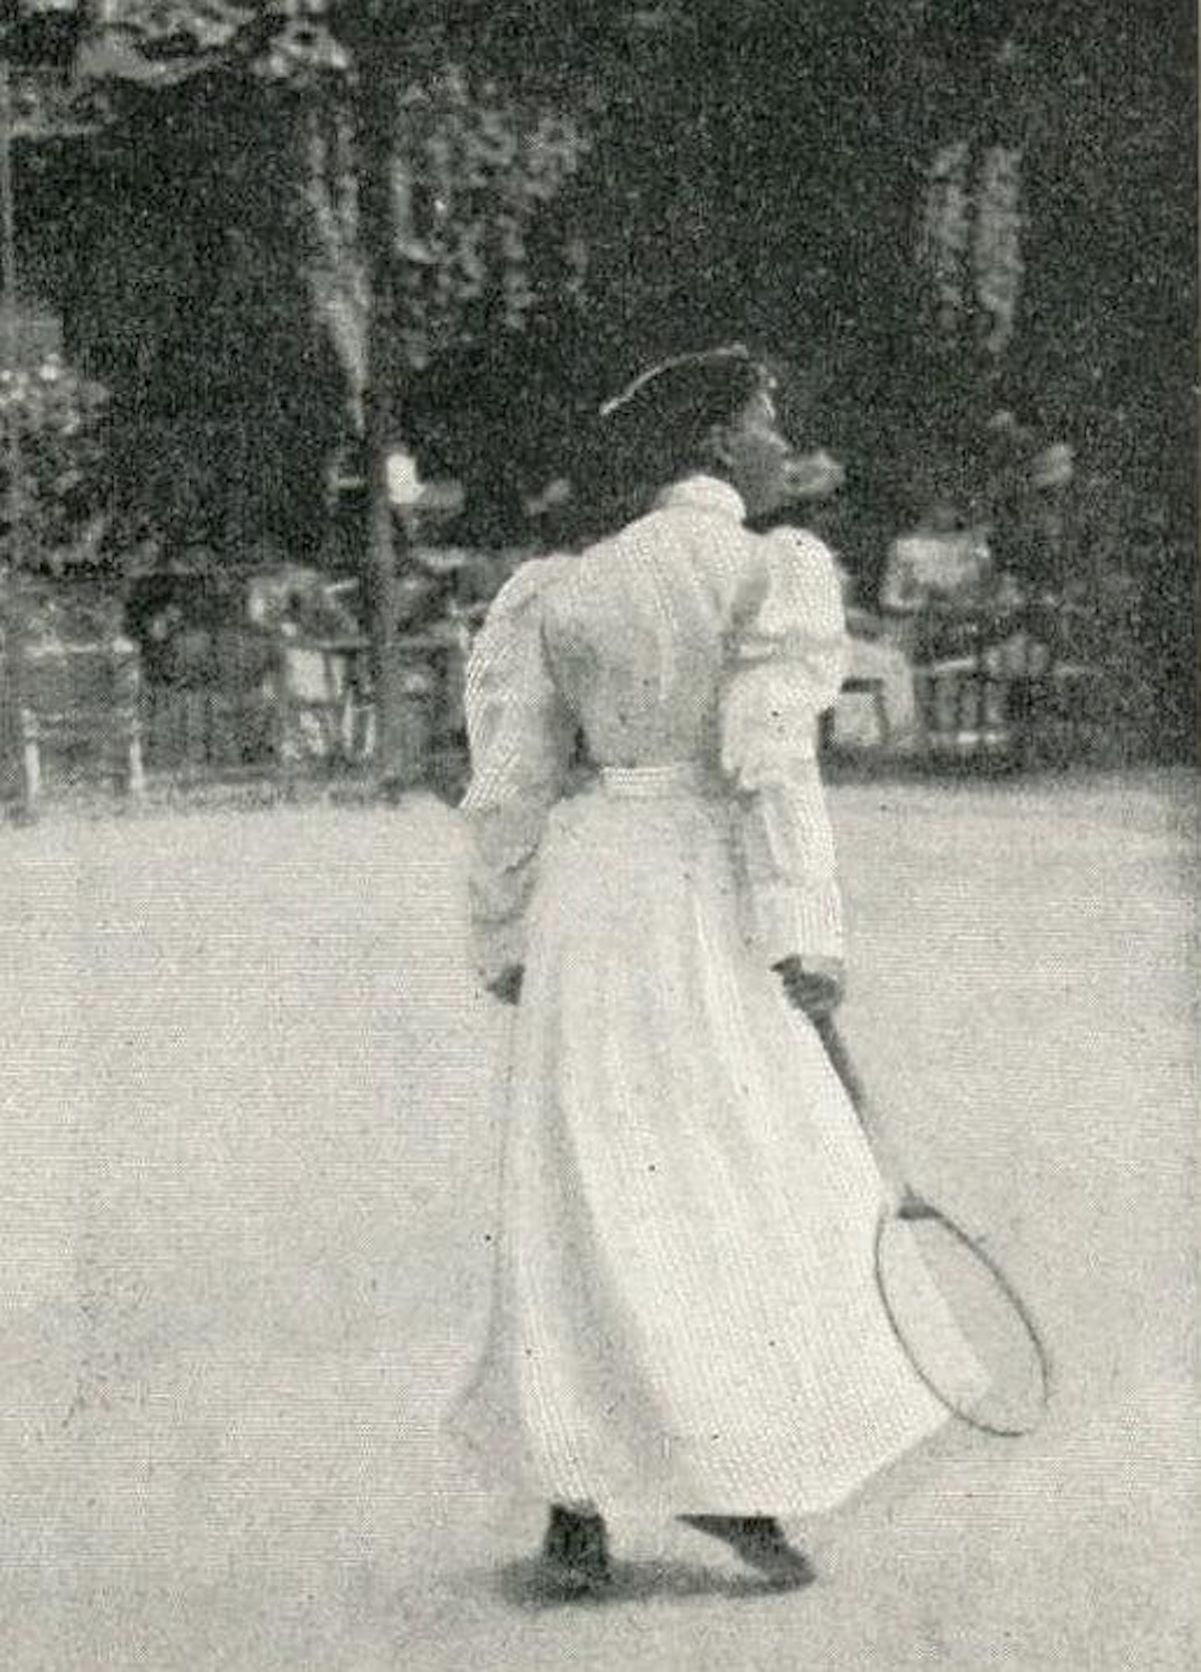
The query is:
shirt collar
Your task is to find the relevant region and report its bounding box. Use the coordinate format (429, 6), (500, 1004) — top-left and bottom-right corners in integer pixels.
(653, 474), (747, 523)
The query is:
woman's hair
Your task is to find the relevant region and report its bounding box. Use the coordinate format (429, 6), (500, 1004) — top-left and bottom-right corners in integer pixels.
(569, 345), (771, 541)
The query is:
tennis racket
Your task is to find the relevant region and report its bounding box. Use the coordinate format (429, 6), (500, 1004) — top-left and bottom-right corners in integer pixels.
(815, 1015), (1052, 1439)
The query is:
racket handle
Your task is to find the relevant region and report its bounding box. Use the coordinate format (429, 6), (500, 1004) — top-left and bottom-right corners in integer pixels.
(813, 1014), (868, 1115)
(814, 1014), (926, 1214)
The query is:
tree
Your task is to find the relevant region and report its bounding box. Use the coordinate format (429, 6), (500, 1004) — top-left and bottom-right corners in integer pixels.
(78, 0), (659, 785)
(19, 0), (1193, 763)
(0, 351), (109, 569)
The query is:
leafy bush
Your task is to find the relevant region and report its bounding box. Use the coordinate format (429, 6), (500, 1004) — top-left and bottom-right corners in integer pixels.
(0, 354), (111, 572)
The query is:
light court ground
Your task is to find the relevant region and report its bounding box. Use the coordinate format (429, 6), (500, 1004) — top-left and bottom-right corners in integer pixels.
(1, 773), (1196, 1670)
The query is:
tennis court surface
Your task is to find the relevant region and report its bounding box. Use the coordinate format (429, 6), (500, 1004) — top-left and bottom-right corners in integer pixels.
(2, 771), (1196, 1669)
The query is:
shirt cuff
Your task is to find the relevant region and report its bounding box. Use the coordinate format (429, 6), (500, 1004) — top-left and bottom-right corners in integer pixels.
(751, 879), (844, 966)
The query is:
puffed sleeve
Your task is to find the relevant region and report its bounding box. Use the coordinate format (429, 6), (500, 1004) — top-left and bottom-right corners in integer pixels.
(460, 560), (575, 988)
(721, 527), (850, 966)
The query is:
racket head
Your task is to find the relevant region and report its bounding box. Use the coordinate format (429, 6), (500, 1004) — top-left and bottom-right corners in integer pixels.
(874, 1201), (1052, 1439)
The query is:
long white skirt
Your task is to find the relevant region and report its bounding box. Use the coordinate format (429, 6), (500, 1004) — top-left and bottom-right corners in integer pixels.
(450, 770), (980, 1517)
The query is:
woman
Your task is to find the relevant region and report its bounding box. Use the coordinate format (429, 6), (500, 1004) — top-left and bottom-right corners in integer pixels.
(450, 347), (980, 1593)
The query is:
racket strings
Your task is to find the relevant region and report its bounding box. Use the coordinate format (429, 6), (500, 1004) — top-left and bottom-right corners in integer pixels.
(874, 1207), (1052, 1439)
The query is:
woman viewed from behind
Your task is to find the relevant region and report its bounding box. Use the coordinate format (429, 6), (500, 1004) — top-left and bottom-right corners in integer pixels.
(450, 346), (980, 1593)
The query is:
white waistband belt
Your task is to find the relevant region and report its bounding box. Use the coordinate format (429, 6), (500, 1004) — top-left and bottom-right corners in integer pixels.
(598, 762), (715, 798)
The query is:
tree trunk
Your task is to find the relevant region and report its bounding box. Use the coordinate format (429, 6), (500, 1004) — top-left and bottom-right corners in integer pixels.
(357, 61), (421, 794)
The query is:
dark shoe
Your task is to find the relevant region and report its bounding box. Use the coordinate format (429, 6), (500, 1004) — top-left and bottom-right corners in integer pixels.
(679, 1515), (816, 1589)
(539, 1504), (613, 1595)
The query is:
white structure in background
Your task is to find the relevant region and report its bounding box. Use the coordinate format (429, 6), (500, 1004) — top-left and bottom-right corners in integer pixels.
(387, 446), (464, 521)
(919, 138), (1024, 357)
(386, 447), (424, 508)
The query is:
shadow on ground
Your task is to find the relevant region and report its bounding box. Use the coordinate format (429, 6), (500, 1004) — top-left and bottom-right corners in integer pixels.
(489, 1555), (808, 1610)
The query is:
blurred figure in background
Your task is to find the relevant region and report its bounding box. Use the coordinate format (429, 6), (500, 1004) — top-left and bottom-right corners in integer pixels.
(881, 503), (1041, 747)
(879, 503), (997, 660)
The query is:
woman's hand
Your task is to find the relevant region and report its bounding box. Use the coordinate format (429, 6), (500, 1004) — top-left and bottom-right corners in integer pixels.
(487, 965), (524, 1006)
(773, 954), (845, 1020)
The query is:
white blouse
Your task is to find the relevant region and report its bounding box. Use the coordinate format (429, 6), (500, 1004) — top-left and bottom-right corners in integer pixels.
(461, 475), (850, 986)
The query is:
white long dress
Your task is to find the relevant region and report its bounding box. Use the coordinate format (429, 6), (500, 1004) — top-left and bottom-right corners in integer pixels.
(450, 474), (981, 1518)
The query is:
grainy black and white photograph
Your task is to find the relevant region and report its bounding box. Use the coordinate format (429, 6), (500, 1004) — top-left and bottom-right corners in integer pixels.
(1, 3), (1196, 1668)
